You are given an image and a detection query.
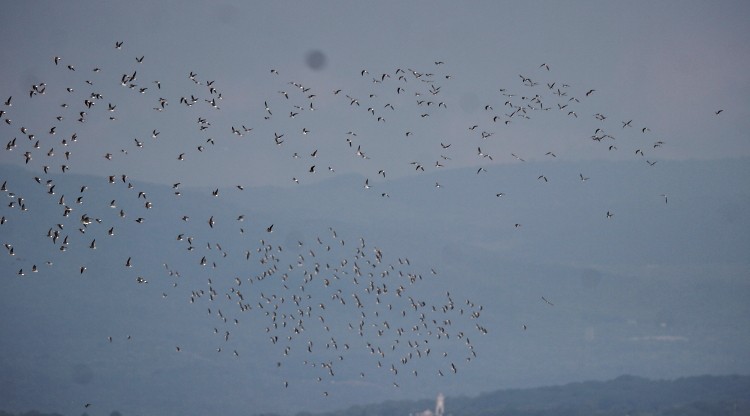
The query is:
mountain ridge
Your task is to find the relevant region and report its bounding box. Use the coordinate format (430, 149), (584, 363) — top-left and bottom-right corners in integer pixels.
(277, 374), (750, 416)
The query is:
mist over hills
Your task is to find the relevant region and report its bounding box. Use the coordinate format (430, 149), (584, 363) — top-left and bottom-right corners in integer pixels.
(2, 374), (748, 416)
(1, 157), (749, 416)
(288, 374), (750, 416)
(1, 2), (748, 415)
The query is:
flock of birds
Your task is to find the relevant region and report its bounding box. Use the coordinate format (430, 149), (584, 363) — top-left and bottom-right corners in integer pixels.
(1, 40), (710, 405)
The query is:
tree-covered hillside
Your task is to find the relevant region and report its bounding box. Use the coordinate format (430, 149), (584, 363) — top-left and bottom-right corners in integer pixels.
(285, 374), (750, 416)
(2, 374), (748, 416)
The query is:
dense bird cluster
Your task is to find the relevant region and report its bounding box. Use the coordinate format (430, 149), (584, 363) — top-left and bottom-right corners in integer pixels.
(0, 41), (687, 400)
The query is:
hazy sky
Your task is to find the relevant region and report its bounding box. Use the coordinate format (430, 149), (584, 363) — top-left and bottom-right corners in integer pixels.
(1, 1), (749, 187)
(1, 2), (749, 416)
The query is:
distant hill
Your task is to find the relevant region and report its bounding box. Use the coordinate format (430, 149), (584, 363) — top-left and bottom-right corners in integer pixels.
(3, 375), (747, 416)
(279, 374), (750, 416)
(2, 158), (750, 416)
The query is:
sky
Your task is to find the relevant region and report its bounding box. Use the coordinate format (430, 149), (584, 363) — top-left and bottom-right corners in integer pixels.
(1, 1), (749, 416)
(1, 1), (749, 188)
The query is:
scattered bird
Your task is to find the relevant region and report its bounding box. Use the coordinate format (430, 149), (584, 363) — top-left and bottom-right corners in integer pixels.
(0, 46), (683, 400)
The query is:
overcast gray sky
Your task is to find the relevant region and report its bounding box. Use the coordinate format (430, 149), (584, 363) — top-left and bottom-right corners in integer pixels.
(1, 1), (748, 187)
(1, 2), (749, 416)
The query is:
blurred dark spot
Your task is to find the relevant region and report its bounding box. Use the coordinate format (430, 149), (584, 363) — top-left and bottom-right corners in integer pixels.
(305, 50), (327, 71)
(72, 363), (93, 385)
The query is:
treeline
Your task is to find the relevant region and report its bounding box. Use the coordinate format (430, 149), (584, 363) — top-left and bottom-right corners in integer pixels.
(3, 375), (748, 416)
(283, 374), (750, 416)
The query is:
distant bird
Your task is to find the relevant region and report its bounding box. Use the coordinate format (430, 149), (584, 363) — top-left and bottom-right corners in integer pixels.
(715, 109), (724, 115)
(0, 48), (675, 392)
